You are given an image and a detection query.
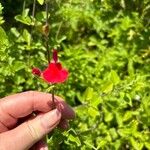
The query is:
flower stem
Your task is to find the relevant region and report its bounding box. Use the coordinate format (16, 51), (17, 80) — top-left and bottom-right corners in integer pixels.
(46, 0), (49, 25)
(32, 0), (36, 19)
(52, 86), (55, 109)
(46, 37), (50, 63)
(45, 1), (50, 64)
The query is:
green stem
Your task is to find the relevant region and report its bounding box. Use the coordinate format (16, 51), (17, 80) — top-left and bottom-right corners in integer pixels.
(46, 1), (49, 25)
(45, 1), (50, 63)
(52, 86), (55, 109)
(32, 0), (36, 19)
(22, 0), (26, 15)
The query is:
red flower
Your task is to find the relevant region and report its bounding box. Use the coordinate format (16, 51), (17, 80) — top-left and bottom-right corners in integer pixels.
(42, 62), (69, 83)
(32, 50), (69, 84)
(32, 68), (41, 76)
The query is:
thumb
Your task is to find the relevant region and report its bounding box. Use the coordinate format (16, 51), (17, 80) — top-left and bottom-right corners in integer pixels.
(0, 109), (61, 150)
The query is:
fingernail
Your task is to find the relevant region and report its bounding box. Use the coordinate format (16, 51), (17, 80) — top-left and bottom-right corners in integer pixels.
(56, 103), (64, 112)
(41, 109), (61, 130)
(41, 147), (48, 150)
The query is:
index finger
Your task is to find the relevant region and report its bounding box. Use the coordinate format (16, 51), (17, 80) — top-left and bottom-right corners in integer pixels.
(0, 91), (75, 119)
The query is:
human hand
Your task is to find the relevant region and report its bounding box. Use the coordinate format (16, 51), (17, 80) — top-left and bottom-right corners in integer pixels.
(0, 91), (75, 150)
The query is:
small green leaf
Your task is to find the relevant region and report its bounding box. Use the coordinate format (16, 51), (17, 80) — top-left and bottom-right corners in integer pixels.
(109, 128), (118, 140)
(68, 134), (81, 146)
(22, 29), (31, 46)
(15, 9), (33, 25)
(123, 111), (132, 122)
(145, 142), (150, 149)
(115, 112), (123, 127)
(84, 141), (97, 150)
(104, 110), (114, 122)
(130, 137), (144, 150)
(12, 61), (26, 72)
(97, 139), (107, 149)
(15, 15), (32, 25)
(110, 70), (120, 85)
(37, 0), (44, 5)
(22, 8), (30, 17)
(88, 107), (99, 118)
(10, 28), (20, 37)
(83, 87), (93, 101)
(128, 59), (134, 76)
(0, 27), (9, 51)
(102, 82), (113, 94)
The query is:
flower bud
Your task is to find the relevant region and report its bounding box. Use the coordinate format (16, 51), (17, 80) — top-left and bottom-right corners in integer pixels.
(53, 49), (58, 63)
(32, 67), (41, 76)
(42, 24), (50, 37)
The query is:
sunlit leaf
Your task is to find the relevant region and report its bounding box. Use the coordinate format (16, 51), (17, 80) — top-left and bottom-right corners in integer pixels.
(102, 82), (113, 94)
(37, 0), (44, 5)
(110, 70), (120, 85)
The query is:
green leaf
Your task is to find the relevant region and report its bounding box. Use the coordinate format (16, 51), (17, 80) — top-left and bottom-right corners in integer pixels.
(125, 93), (133, 106)
(90, 93), (102, 107)
(84, 141), (97, 150)
(88, 107), (99, 118)
(123, 111), (132, 122)
(109, 128), (118, 140)
(104, 110), (114, 122)
(130, 137), (144, 150)
(102, 82), (113, 94)
(115, 112), (123, 127)
(22, 8), (30, 17)
(0, 3), (4, 25)
(128, 59), (134, 76)
(15, 9), (32, 25)
(83, 87), (94, 101)
(12, 61), (26, 72)
(0, 27), (9, 51)
(37, 0), (44, 5)
(110, 70), (120, 85)
(68, 134), (81, 146)
(10, 28), (20, 37)
(145, 142), (150, 149)
(15, 15), (32, 25)
(97, 139), (107, 149)
(22, 29), (31, 46)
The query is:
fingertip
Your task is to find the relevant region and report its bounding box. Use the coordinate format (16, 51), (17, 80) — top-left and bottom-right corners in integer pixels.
(30, 140), (48, 150)
(40, 109), (61, 131)
(55, 100), (75, 120)
(58, 119), (69, 130)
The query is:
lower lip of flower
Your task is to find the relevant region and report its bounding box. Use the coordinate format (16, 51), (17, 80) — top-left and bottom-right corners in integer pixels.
(42, 62), (69, 83)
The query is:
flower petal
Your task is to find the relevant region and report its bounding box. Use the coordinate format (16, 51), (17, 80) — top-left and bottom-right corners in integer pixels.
(42, 63), (68, 83)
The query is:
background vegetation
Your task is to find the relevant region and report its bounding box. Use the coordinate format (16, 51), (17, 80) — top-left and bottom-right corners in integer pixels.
(0, 0), (150, 149)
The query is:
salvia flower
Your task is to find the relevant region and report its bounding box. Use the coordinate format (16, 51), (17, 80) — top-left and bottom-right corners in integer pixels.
(32, 67), (41, 76)
(32, 50), (69, 84)
(52, 49), (58, 63)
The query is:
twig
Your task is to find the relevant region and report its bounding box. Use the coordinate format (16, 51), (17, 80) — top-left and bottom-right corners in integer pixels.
(45, 1), (50, 63)
(52, 86), (55, 109)
(45, 1), (55, 108)
(32, 0), (36, 19)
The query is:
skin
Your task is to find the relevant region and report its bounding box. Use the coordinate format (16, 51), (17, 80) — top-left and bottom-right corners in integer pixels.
(0, 91), (75, 150)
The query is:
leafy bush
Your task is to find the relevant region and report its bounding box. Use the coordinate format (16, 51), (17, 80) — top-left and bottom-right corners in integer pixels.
(0, 0), (150, 149)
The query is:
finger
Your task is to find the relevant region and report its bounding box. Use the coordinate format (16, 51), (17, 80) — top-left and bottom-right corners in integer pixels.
(0, 91), (75, 132)
(58, 119), (69, 130)
(30, 139), (48, 150)
(0, 91), (54, 118)
(0, 109), (61, 150)
(0, 122), (8, 132)
(55, 99), (75, 120)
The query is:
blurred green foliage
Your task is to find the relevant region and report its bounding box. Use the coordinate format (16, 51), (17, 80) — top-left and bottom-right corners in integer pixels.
(0, 0), (150, 149)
